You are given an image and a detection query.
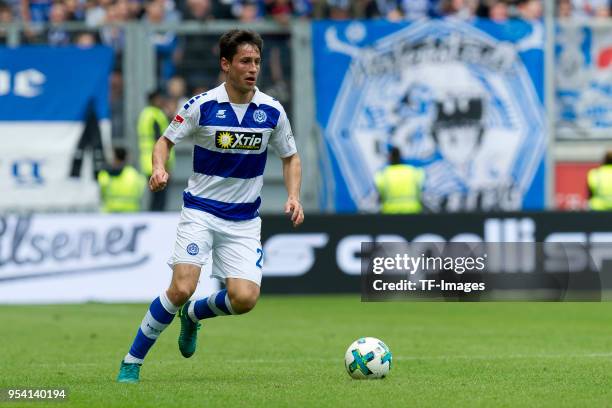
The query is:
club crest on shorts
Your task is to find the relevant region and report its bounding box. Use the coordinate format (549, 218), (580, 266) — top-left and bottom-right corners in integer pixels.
(186, 243), (199, 256)
(253, 109), (267, 123)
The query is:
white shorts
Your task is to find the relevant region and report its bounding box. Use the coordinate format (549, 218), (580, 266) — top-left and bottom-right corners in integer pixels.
(167, 207), (263, 286)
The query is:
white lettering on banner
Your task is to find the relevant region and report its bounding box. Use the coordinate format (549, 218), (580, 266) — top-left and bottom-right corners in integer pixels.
(263, 233), (329, 277)
(337, 235), (406, 276)
(0, 213), (219, 303)
(11, 159), (44, 185)
(0, 70), (9, 96)
(337, 218), (537, 275)
(0, 69), (46, 97)
(544, 232), (612, 272)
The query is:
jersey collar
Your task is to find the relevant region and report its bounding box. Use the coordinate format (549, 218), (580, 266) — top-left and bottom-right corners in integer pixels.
(218, 82), (261, 106)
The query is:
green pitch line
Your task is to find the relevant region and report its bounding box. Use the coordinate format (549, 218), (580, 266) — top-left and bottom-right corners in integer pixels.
(1, 297), (612, 407)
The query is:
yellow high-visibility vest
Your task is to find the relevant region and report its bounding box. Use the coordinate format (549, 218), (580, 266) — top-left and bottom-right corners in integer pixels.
(375, 164), (425, 214)
(588, 164), (612, 211)
(97, 165), (146, 213)
(137, 106), (173, 175)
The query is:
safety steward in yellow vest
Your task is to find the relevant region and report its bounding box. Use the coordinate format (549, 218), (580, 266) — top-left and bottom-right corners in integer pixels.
(375, 147), (425, 214)
(98, 147), (146, 213)
(588, 151), (612, 211)
(138, 89), (173, 211)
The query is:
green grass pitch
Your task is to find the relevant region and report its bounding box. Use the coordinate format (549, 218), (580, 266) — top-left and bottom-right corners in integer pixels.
(2, 296), (612, 407)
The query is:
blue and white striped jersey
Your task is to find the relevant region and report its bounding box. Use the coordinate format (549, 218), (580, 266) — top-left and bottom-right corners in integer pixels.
(163, 83), (297, 221)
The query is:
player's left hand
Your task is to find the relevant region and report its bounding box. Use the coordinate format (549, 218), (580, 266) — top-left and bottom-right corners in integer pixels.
(284, 198), (304, 228)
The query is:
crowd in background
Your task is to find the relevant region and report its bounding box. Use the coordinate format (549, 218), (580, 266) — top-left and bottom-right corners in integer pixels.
(0, 0), (610, 32)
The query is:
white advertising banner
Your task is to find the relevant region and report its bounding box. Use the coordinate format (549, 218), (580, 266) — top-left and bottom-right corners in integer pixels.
(0, 213), (219, 303)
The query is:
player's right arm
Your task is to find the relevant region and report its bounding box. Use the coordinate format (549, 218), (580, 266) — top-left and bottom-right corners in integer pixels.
(150, 97), (202, 192)
(149, 136), (174, 192)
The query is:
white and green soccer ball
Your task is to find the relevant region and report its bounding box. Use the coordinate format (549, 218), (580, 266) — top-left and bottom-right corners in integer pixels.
(344, 337), (392, 379)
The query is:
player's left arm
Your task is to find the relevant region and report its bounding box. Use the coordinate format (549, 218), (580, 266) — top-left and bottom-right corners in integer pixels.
(282, 153), (304, 228)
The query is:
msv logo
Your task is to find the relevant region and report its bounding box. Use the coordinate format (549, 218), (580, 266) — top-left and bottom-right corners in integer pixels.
(323, 20), (545, 212)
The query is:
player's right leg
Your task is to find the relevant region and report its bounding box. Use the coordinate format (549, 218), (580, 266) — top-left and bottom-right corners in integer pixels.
(118, 207), (210, 383)
(117, 264), (201, 383)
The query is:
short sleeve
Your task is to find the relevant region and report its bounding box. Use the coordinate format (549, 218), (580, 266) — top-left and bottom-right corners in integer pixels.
(163, 101), (200, 144)
(269, 108), (297, 158)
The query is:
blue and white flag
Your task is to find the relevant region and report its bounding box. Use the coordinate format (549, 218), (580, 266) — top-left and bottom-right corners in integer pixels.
(0, 46), (114, 211)
(313, 19), (546, 212)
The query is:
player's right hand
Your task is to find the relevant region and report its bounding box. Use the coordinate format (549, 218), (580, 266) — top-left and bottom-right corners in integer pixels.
(149, 168), (169, 192)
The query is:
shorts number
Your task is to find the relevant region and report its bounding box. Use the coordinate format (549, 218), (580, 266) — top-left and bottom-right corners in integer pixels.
(256, 248), (263, 269)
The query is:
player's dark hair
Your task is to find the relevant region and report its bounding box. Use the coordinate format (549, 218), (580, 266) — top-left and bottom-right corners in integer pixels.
(604, 151), (612, 165)
(219, 29), (263, 63)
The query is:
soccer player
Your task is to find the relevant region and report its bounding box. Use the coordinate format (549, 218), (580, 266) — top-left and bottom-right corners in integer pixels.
(117, 29), (304, 383)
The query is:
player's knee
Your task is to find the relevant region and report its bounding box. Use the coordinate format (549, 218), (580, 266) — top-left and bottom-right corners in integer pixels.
(166, 284), (195, 306)
(228, 289), (259, 314)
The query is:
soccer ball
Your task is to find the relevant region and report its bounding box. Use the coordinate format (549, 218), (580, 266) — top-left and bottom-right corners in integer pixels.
(344, 337), (392, 379)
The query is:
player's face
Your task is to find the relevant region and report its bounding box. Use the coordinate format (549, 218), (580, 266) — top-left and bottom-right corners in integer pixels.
(223, 43), (261, 95)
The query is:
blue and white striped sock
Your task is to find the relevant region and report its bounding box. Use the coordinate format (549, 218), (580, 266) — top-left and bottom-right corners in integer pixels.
(124, 292), (178, 364)
(188, 289), (235, 322)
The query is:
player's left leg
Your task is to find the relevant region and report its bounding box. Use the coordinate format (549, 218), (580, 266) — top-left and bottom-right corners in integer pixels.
(225, 277), (260, 314)
(178, 214), (262, 357)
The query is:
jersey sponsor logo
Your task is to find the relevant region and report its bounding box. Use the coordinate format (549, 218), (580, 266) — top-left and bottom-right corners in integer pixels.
(253, 109), (267, 123)
(187, 243), (199, 256)
(215, 131), (262, 150)
(216, 109), (226, 119)
(170, 114), (184, 130)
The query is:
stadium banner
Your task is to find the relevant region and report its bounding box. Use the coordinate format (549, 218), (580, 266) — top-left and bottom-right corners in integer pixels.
(4, 211), (612, 302)
(261, 212), (612, 299)
(0, 47), (114, 212)
(556, 24), (612, 139)
(0, 213), (219, 304)
(312, 19), (546, 212)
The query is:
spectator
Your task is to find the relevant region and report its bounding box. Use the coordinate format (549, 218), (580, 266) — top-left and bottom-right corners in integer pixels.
(97, 146), (146, 213)
(210, 0), (234, 19)
(182, 0), (212, 20)
(100, 0), (128, 52)
(265, 0), (292, 24)
(64, 0), (86, 20)
(85, 0), (111, 26)
(292, 0), (312, 16)
(0, 1), (13, 43)
(145, 0), (179, 83)
(233, 0), (262, 21)
(479, 0), (508, 20)
(137, 89), (173, 211)
(165, 75), (189, 116)
(74, 30), (98, 46)
(557, 0), (573, 17)
(375, 146), (425, 214)
(438, 0), (477, 19)
(587, 151), (612, 211)
(514, 0), (543, 20)
(360, 0), (400, 19)
(326, 0), (350, 19)
(21, 0), (52, 23)
(47, 2), (71, 46)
